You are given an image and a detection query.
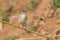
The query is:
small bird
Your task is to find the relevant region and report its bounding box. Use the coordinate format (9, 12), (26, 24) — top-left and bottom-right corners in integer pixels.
(18, 10), (27, 26)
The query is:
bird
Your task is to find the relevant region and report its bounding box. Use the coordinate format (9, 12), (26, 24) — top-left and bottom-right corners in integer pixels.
(18, 10), (27, 26)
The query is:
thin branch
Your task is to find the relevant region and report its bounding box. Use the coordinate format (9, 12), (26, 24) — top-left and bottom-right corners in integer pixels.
(0, 20), (49, 38)
(52, 34), (60, 37)
(49, 25), (60, 36)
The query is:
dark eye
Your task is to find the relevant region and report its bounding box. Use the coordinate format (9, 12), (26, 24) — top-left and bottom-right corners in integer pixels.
(37, 17), (43, 21)
(39, 18), (43, 21)
(22, 10), (27, 12)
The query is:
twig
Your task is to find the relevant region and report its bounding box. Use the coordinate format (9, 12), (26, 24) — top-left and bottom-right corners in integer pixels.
(53, 34), (60, 37)
(0, 20), (49, 38)
(49, 25), (60, 36)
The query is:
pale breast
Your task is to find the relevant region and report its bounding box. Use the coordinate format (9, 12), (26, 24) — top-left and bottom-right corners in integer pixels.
(18, 13), (26, 22)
